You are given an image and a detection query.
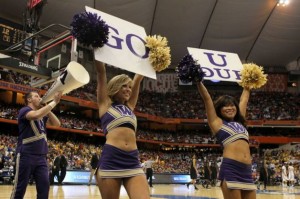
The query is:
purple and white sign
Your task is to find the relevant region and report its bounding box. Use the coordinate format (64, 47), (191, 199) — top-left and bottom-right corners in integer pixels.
(85, 6), (156, 79)
(187, 47), (243, 82)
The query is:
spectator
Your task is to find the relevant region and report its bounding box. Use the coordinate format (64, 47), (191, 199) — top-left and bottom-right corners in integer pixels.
(88, 151), (99, 186)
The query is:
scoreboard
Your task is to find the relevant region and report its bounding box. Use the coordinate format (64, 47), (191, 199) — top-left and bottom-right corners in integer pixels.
(0, 18), (24, 48)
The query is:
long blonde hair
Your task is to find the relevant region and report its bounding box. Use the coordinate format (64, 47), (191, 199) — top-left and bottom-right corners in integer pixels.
(107, 74), (133, 101)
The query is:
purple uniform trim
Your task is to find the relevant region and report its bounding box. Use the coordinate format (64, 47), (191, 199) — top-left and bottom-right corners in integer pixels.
(98, 144), (141, 170)
(10, 153), (49, 199)
(216, 120), (249, 147)
(218, 158), (256, 190)
(100, 103), (137, 135)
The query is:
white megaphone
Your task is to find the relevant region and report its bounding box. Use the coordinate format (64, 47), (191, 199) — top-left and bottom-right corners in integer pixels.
(41, 61), (90, 103)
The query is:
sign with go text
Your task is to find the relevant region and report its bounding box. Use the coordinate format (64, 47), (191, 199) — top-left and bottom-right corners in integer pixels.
(187, 47), (243, 82)
(85, 6), (156, 79)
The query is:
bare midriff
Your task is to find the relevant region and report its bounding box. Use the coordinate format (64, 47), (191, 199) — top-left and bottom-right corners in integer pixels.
(105, 127), (137, 151)
(222, 139), (252, 164)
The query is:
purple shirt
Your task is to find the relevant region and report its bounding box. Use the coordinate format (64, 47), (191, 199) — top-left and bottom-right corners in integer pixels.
(17, 106), (48, 154)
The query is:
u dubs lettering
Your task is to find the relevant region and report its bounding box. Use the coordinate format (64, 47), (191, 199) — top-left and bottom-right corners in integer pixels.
(201, 52), (241, 81)
(105, 26), (149, 59)
(202, 67), (241, 80)
(115, 105), (133, 116)
(204, 52), (227, 67)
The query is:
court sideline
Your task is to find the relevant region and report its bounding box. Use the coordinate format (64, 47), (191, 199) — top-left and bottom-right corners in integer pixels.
(1, 184), (300, 199)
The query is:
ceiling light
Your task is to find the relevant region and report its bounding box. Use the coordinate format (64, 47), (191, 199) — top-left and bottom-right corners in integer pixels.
(277, 0), (289, 6)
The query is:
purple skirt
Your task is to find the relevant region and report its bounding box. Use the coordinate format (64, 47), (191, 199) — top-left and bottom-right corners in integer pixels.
(97, 144), (144, 178)
(218, 158), (256, 190)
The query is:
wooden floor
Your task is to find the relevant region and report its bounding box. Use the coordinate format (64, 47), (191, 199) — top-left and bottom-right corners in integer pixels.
(1, 184), (300, 199)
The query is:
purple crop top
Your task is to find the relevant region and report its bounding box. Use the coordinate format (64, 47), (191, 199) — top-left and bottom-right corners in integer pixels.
(215, 120), (249, 147)
(100, 103), (137, 135)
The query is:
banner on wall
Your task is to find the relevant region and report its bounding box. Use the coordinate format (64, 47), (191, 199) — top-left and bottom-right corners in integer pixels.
(142, 73), (178, 93)
(86, 6), (156, 79)
(0, 80), (39, 93)
(54, 170), (191, 184)
(187, 47), (243, 82)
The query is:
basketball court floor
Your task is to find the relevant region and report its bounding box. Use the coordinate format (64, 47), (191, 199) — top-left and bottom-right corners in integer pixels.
(1, 184), (300, 199)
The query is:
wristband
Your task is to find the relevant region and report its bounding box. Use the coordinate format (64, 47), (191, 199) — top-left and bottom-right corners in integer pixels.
(48, 101), (57, 109)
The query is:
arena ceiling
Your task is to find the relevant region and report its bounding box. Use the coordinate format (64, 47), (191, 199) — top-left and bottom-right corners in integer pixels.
(0, 0), (300, 74)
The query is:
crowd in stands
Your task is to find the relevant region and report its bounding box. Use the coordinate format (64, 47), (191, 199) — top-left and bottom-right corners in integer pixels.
(0, 134), (223, 176)
(137, 129), (214, 144)
(0, 101), (262, 146)
(0, 102), (101, 133)
(59, 115), (100, 132)
(137, 128), (256, 146)
(1, 70), (299, 121)
(0, 104), (18, 120)
(3, 132), (300, 187)
(0, 135), (16, 178)
(136, 91), (300, 120)
(1, 70), (300, 186)
(0, 99), (296, 150)
(258, 146), (300, 186)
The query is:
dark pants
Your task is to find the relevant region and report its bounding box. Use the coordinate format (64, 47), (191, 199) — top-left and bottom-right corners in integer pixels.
(258, 176), (268, 189)
(146, 168), (153, 187)
(52, 169), (60, 184)
(49, 171), (53, 185)
(11, 153), (49, 199)
(59, 167), (67, 184)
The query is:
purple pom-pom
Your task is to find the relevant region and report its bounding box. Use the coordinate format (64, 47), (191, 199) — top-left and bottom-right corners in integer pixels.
(175, 54), (205, 83)
(71, 12), (109, 47)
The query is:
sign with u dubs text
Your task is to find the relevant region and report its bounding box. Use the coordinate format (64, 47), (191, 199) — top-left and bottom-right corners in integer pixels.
(187, 47), (243, 82)
(85, 6), (156, 79)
